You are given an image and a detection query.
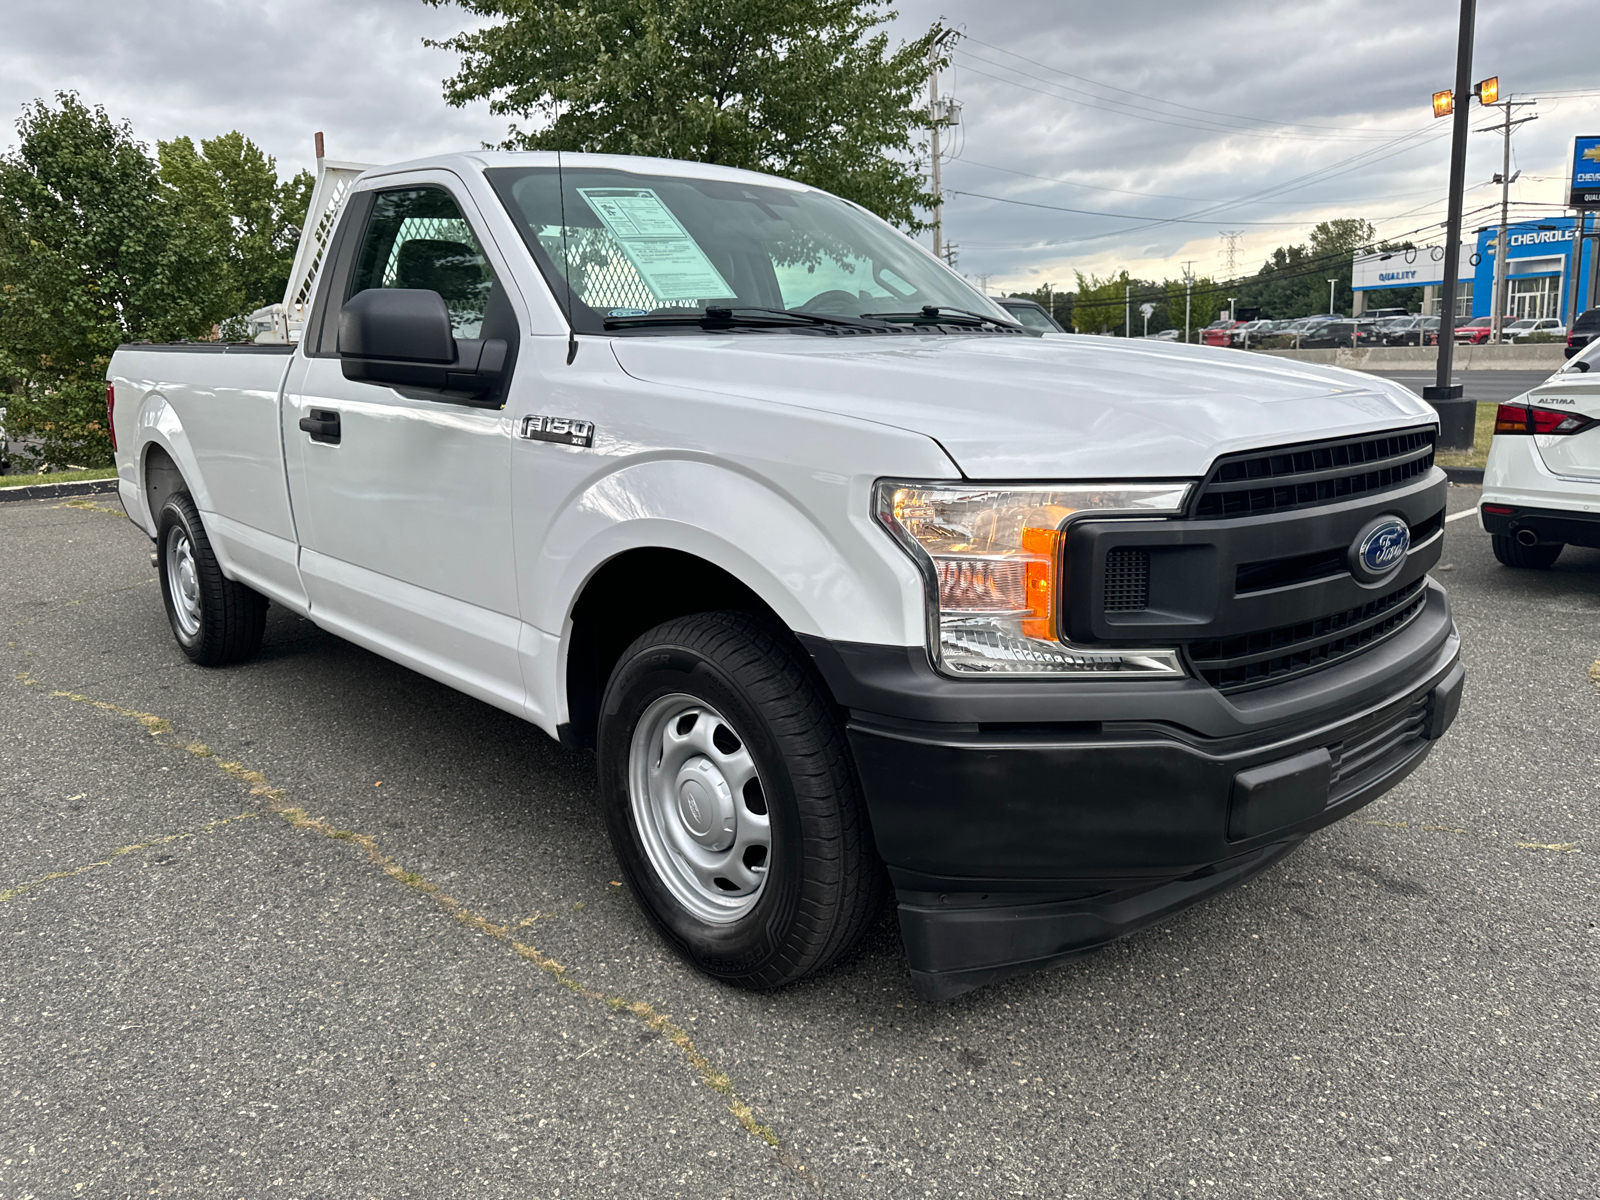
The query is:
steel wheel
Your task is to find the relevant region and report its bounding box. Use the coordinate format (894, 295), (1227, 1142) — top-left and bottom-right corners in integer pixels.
(165, 527), (203, 641)
(628, 692), (771, 923)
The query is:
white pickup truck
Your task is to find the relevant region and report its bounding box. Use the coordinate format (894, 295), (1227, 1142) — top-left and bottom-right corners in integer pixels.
(108, 151), (1463, 1001)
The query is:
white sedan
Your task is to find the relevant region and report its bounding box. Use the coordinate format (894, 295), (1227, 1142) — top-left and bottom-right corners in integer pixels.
(1480, 337), (1600, 566)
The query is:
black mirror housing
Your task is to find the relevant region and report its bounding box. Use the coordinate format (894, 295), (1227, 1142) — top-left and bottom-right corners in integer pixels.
(337, 288), (505, 398)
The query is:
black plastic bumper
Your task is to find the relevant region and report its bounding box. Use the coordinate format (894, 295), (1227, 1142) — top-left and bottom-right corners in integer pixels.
(1480, 504), (1600, 550)
(801, 582), (1463, 1001)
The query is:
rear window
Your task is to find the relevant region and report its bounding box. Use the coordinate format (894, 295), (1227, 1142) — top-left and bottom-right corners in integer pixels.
(1573, 308), (1600, 333)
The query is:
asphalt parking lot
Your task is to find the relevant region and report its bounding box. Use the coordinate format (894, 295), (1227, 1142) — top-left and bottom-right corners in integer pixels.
(2, 488), (1596, 1199)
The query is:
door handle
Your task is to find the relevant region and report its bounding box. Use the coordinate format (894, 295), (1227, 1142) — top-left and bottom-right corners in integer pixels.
(298, 409), (341, 444)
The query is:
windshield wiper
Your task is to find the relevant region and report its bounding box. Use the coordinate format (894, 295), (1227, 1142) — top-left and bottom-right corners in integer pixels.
(860, 304), (1025, 331)
(602, 306), (889, 332)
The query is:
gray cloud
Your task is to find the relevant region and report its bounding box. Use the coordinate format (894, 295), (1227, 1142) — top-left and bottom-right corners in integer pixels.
(3, 0), (1594, 292)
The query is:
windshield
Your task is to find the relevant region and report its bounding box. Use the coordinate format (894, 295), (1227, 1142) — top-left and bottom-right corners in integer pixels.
(486, 166), (1014, 334)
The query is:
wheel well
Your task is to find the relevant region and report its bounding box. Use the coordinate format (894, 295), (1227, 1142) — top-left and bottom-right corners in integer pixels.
(142, 444), (185, 530)
(563, 549), (789, 750)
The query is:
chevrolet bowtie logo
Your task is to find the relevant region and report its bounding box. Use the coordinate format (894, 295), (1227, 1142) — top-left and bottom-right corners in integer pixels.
(1585, 146), (1600, 164)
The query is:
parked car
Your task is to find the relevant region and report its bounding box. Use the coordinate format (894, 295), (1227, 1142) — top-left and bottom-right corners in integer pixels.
(1228, 319), (1273, 347)
(1566, 307), (1600, 358)
(1142, 328), (1180, 341)
(1299, 320), (1360, 349)
(1453, 316), (1517, 345)
(1504, 318), (1566, 342)
(996, 296), (1067, 333)
(106, 149), (1463, 1002)
(1201, 319), (1240, 347)
(1480, 335), (1600, 568)
(1381, 316), (1438, 346)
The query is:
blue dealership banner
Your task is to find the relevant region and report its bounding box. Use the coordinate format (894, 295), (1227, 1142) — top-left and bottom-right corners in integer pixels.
(1572, 136), (1600, 208)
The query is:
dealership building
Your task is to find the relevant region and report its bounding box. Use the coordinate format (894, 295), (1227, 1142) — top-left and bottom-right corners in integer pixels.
(1352, 215), (1596, 321)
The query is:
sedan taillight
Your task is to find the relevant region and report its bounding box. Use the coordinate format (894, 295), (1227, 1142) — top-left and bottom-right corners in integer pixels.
(1494, 403), (1597, 436)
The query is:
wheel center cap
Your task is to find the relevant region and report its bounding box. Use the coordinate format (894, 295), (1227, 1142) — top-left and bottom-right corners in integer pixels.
(675, 757), (736, 850)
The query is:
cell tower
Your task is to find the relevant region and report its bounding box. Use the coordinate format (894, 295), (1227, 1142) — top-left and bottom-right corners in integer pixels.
(1219, 230), (1245, 280)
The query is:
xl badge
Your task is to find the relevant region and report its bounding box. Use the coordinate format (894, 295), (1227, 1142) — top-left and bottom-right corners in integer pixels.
(519, 415), (594, 447)
(1349, 515), (1410, 583)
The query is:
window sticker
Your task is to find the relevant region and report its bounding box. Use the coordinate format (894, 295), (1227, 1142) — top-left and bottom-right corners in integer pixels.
(577, 187), (734, 303)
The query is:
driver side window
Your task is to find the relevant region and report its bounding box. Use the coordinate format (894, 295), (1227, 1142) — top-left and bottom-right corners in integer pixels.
(349, 188), (496, 338)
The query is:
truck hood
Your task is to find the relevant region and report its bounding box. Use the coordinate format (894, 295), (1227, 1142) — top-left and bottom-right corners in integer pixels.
(610, 334), (1437, 479)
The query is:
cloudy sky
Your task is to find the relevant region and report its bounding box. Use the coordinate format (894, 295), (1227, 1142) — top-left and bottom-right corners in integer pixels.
(3, 0), (1596, 294)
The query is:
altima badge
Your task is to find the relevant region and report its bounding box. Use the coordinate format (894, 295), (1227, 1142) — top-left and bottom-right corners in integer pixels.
(519, 415), (594, 447)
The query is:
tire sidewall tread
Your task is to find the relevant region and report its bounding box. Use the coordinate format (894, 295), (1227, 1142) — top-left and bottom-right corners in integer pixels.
(597, 611), (882, 991)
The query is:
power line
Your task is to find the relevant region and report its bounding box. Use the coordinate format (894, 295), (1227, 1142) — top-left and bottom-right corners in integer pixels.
(954, 55), (1406, 143)
(945, 189), (1325, 225)
(949, 157), (1461, 206)
(960, 34), (1413, 138)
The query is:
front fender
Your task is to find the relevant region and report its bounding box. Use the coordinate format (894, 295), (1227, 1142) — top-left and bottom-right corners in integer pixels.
(531, 457), (928, 650)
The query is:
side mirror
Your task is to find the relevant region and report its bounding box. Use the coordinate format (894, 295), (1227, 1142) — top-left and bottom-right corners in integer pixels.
(338, 288), (506, 397)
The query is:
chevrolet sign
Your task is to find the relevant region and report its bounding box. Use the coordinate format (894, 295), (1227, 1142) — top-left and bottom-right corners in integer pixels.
(1571, 136), (1600, 208)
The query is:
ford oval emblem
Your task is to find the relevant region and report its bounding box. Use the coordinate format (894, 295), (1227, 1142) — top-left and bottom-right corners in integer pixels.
(1350, 516), (1410, 582)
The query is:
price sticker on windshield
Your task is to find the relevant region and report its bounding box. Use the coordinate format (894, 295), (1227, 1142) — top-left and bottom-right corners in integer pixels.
(578, 187), (734, 304)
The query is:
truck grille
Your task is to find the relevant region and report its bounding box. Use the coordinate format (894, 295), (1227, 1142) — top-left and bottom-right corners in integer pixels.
(1329, 694), (1431, 802)
(1102, 548), (1149, 611)
(1194, 428), (1435, 519)
(1187, 579), (1428, 692)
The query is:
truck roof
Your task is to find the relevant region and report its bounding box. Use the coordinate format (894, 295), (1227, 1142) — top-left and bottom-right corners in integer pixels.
(355, 150), (813, 193)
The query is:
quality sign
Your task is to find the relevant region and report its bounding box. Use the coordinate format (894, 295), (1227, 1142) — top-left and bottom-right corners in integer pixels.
(1571, 136), (1600, 208)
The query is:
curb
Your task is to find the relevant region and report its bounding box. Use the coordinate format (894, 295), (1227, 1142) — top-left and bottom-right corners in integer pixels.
(1443, 466), (1485, 485)
(0, 477), (121, 505)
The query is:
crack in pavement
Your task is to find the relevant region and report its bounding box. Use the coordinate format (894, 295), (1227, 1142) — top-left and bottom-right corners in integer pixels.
(0, 811), (258, 903)
(8, 670), (813, 1182)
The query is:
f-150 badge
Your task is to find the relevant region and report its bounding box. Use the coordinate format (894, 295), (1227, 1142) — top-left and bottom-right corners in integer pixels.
(519, 415), (594, 447)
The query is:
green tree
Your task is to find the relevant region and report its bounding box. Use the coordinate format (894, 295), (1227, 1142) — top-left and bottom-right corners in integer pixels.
(0, 94), (225, 469)
(1072, 270), (1130, 334)
(423, 0), (938, 228)
(158, 131), (313, 322)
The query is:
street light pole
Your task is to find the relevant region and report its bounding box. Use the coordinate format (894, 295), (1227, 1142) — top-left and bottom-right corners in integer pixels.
(1328, 279), (1338, 315)
(1428, 0), (1477, 412)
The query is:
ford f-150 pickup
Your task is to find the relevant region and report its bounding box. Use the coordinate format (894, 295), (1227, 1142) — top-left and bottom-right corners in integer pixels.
(107, 150), (1464, 1000)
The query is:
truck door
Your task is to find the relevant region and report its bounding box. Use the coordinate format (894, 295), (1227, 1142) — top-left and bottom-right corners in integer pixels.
(281, 177), (526, 715)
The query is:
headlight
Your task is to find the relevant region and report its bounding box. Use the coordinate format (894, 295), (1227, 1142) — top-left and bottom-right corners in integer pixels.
(875, 481), (1192, 678)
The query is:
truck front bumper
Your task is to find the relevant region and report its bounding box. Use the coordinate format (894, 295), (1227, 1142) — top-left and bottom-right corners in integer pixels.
(801, 581), (1463, 1001)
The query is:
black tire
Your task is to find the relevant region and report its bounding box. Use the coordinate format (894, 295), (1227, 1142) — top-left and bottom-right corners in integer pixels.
(156, 491), (267, 665)
(1491, 534), (1563, 570)
(597, 611), (884, 990)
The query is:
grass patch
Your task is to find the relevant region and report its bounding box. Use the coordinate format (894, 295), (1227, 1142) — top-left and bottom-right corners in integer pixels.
(0, 466), (118, 489)
(1434, 402), (1495, 470)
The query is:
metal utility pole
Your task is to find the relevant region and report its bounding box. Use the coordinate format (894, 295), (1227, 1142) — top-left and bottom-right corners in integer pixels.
(927, 26), (959, 262)
(1125, 281), (1131, 337)
(1479, 95), (1538, 343)
(1427, 0), (1477, 414)
(1571, 210), (1589, 333)
(1182, 262), (1195, 344)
